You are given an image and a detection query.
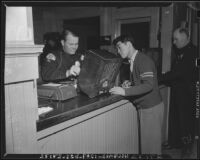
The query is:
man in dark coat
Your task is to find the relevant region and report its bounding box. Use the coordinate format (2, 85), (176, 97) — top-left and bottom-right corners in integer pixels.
(159, 27), (197, 157)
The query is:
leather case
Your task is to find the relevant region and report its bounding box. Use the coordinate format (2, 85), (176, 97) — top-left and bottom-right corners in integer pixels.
(37, 83), (77, 101)
(78, 49), (122, 98)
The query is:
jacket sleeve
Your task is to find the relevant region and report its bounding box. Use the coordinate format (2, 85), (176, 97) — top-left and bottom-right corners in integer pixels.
(41, 53), (67, 82)
(124, 77), (153, 96)
(124, 56), (154, 96)
(159, 49), (195, 84)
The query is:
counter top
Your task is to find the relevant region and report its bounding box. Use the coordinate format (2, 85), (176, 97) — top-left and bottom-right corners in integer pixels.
(37, 93), (123, 132)
(37, 85), (166, 132)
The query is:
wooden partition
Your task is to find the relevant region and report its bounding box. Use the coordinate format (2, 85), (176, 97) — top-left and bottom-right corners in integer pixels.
(37, 100), (139, 154)
(4, 7), (43, 154)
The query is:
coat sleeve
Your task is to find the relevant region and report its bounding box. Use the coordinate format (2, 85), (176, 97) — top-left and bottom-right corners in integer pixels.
(158, 48), (196, 84)
(41, 53), (67, 82)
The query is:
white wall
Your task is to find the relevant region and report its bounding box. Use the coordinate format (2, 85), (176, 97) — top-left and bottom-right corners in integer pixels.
(6, 7), (34, 45)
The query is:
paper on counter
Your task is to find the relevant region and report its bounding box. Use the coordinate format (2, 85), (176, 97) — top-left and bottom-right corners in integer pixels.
(41, 83), (62, 87)
(38, 106), (53, 116)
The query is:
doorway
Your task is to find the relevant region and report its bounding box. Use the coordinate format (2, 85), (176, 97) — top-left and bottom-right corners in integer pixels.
(121, 21), (150, 50)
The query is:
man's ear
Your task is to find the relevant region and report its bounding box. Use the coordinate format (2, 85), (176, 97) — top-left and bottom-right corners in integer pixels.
(126, 41), (132, 48)
(61, 40), (64, 46)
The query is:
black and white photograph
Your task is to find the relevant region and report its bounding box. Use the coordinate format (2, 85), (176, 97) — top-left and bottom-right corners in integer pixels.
(1, 1), (200, 159)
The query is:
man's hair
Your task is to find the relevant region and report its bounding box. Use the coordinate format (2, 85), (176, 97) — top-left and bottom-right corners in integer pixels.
(113, 35), (135, 47)
(61, 29), (79, 41)
(176, 27), (190, 38)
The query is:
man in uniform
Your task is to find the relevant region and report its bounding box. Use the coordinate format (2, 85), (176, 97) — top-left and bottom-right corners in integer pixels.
(159, 27), (197, 157)
(41, 29), (84, 82)
(109, 35), (164, 155)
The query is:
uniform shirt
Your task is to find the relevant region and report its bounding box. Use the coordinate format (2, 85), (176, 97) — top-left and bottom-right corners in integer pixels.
(124, 51), (162, 109)
(41, 49), (83, 82)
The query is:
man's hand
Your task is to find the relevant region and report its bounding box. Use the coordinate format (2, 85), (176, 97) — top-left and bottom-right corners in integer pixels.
(122, 80), (131, 88)
(70, 65), (80, 76)
(66, 61), (81, 77)
(66, 65), (80, 77)
(109, 86), (125, 96)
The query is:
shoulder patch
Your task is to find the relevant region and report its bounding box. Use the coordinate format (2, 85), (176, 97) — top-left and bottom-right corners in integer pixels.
(46, 53), (56, 62)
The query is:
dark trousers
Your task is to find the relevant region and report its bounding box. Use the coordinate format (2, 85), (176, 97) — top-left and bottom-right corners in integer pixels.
(168, 86), (195, 147)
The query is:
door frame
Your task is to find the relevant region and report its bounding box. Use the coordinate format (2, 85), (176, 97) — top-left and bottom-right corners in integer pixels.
(111, 7), (160, 48)
(116, 17), (151, 50)
(116, 17), (151, 39)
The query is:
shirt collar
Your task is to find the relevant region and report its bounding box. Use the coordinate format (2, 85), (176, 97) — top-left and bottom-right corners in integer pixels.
(129, 50), (138, 63)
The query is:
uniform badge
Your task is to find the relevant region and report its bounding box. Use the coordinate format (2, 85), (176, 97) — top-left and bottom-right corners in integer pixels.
(80, 55), (84, 61)
(46, 53), (56, 62)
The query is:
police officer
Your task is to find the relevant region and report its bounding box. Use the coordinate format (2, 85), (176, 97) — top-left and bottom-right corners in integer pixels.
(41, 29), (84, 82)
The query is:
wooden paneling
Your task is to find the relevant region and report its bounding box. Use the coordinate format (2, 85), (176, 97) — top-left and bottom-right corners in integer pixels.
(38, 102), (138, 154)
(5, 86), (14, 153)
(5, 54), (39, 84)
(5, 81), (38, 153)
(160, 6), (174, 143)
(161, 6), (174, 72)
(37, 100), (129, 138)
(159, 86), (170, 143)
(32, 7), (101, 44)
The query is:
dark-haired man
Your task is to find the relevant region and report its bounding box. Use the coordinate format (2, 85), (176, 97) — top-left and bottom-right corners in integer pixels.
(159, 27), (197, 157)
(109, 35), (164, 154)
(41, 30), (84, 82)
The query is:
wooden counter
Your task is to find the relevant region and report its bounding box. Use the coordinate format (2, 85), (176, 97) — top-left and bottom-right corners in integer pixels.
(37, 93), (139, 154)
(37, 93), (123, 131)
